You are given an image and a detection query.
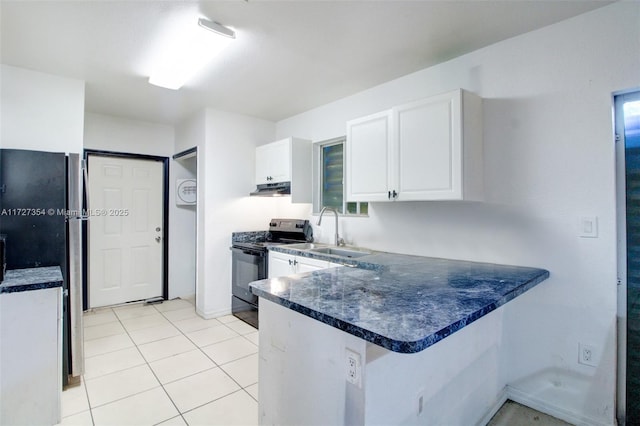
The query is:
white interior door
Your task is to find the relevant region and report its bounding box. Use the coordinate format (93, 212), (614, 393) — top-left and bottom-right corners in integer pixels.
(88, 155), (164, 308)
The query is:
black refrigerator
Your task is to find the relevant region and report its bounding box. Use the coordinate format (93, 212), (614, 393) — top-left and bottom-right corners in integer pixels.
(0, 148), (85, 387)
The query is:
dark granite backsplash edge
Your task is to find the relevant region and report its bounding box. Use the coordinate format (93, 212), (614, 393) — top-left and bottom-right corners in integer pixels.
(232, 231), (268, 244)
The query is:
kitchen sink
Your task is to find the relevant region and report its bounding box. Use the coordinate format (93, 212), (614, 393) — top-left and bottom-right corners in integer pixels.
(309, 247), (371, 258)
(284, 243), (329, 250)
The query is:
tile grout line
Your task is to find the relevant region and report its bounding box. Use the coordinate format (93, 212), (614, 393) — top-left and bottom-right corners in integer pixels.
(155, 303), (260, 413)
(79, 300), (258, 424)
(65, 306), (121, 424)
(83, 304), (164, 426)
(87, 304), (180, 424)
(125, 302), (191, 424)
(151, 301), (252, 424)
(140, 303), (190, 425)
(157, 305), (250, 397)
(177, 388), (256, 420)
(151, 301), (257, 423)
(85, 309), (117, 425)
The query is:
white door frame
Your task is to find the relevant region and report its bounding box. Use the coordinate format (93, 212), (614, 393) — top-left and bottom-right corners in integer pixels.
(83, 150), (169, 309)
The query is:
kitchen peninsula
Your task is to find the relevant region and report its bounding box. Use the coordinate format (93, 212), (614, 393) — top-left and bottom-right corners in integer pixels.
(251, 248), (549, 425)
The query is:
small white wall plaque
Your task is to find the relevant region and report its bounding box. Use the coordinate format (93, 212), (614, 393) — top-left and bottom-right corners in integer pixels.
(176, 179), (197, 205)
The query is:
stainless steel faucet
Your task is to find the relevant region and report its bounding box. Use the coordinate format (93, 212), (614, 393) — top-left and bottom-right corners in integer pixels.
(317, 207), (345, 246)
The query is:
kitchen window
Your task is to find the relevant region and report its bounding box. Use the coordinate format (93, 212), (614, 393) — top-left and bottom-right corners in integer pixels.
(313, 137), (368, 216)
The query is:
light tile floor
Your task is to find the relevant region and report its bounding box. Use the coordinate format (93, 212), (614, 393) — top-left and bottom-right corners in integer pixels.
(57, 299), (259, 426)
(58, 299), (566, 426)
(488, 400), (573, 425)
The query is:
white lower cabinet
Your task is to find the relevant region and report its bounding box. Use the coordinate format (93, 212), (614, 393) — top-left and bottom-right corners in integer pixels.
(268, 251), (341, 278)
(0, 287), (62, 426)
(268, 251), (297, 278)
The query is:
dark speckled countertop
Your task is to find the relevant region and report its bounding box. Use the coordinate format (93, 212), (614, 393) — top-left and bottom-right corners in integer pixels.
(0, 266), (63, 294)
(250, 247), (549, 354)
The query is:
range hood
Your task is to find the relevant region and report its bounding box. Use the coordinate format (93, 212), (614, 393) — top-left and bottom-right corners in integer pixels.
(250, 182), (291, 197)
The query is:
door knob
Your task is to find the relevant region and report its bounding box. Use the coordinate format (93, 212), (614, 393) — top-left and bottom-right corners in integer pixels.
(155, 236), (161, 242)
(156, 227), (161, 232)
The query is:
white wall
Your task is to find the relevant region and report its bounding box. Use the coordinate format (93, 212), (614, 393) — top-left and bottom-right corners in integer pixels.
(1, 64), (85, 153)
(175, 108), (313, 317)
(84, 113), (173, 155)
(84, 113), (196, 300)
(175, 111), (206, 306)
(180, 108), (279, 317)
(275, 3), (639, 425)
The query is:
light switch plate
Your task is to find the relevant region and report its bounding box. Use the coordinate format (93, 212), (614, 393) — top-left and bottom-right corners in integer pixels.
(579, 216), (598, 238)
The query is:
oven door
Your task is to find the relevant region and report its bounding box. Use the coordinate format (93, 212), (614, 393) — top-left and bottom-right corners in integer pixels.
(231, 247), (267, 305)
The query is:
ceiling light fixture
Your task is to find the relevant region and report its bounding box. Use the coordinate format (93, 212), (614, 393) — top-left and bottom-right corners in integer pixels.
(148, 17), (235, 90)
(198, 18), (235, 39)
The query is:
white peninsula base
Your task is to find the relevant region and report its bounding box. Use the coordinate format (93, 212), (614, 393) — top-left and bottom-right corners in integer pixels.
(258, 299), (507, 425)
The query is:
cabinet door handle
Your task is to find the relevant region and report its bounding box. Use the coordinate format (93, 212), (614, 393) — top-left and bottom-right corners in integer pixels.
(288, 259), (292, 265)
(293, 259), (298, 266)
(392, 190), (398, 198)
(388, 191), (391, 200)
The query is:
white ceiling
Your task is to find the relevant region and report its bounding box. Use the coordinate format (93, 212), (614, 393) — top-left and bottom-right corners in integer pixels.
(0, 1), (612, 125)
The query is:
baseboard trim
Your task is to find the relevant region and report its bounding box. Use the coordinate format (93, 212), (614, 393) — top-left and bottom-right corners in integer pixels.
(196, 306), (231, 320)
(506, 385), (611, 426)
(477, 387), (508, 426)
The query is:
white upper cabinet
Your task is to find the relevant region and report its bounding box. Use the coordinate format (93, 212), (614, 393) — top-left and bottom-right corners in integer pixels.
(345, 110), (393, 202)
(345, 89), (483, 202)
(255, 137), (312, 203)
(256, 138), (291, 184)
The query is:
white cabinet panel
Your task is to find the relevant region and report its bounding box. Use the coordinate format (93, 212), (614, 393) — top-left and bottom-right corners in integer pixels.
(256, 139), (291, 185)
(346, 110), (393, 202)
(345, 89), (482, 202)
(255, 137), (312, 203)
(1, 287), (62, 425)
(296, 256), (330, 273)
(268, 251), (296, 278)
(395, 93), (462, 200)
(268, 251), (341, 278)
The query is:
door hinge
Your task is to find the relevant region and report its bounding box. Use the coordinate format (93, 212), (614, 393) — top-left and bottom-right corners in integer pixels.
(616, 134), (621, 143)
(617, 278), (622, 286)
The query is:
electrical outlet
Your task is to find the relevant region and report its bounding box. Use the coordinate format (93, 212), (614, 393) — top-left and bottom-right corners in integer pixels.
(345, 348), (362, 387)
(578, 343), (597, 367)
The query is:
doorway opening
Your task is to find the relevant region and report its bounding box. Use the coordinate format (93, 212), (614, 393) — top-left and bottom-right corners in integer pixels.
(84, 150), (169, 309)
(616, 90), (640, 425)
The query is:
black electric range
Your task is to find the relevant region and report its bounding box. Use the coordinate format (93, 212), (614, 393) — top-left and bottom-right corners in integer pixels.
(230, 219), (313, 328)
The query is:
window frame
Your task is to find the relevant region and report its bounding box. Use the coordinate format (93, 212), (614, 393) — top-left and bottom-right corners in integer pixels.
(312, 137), (368, 216)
